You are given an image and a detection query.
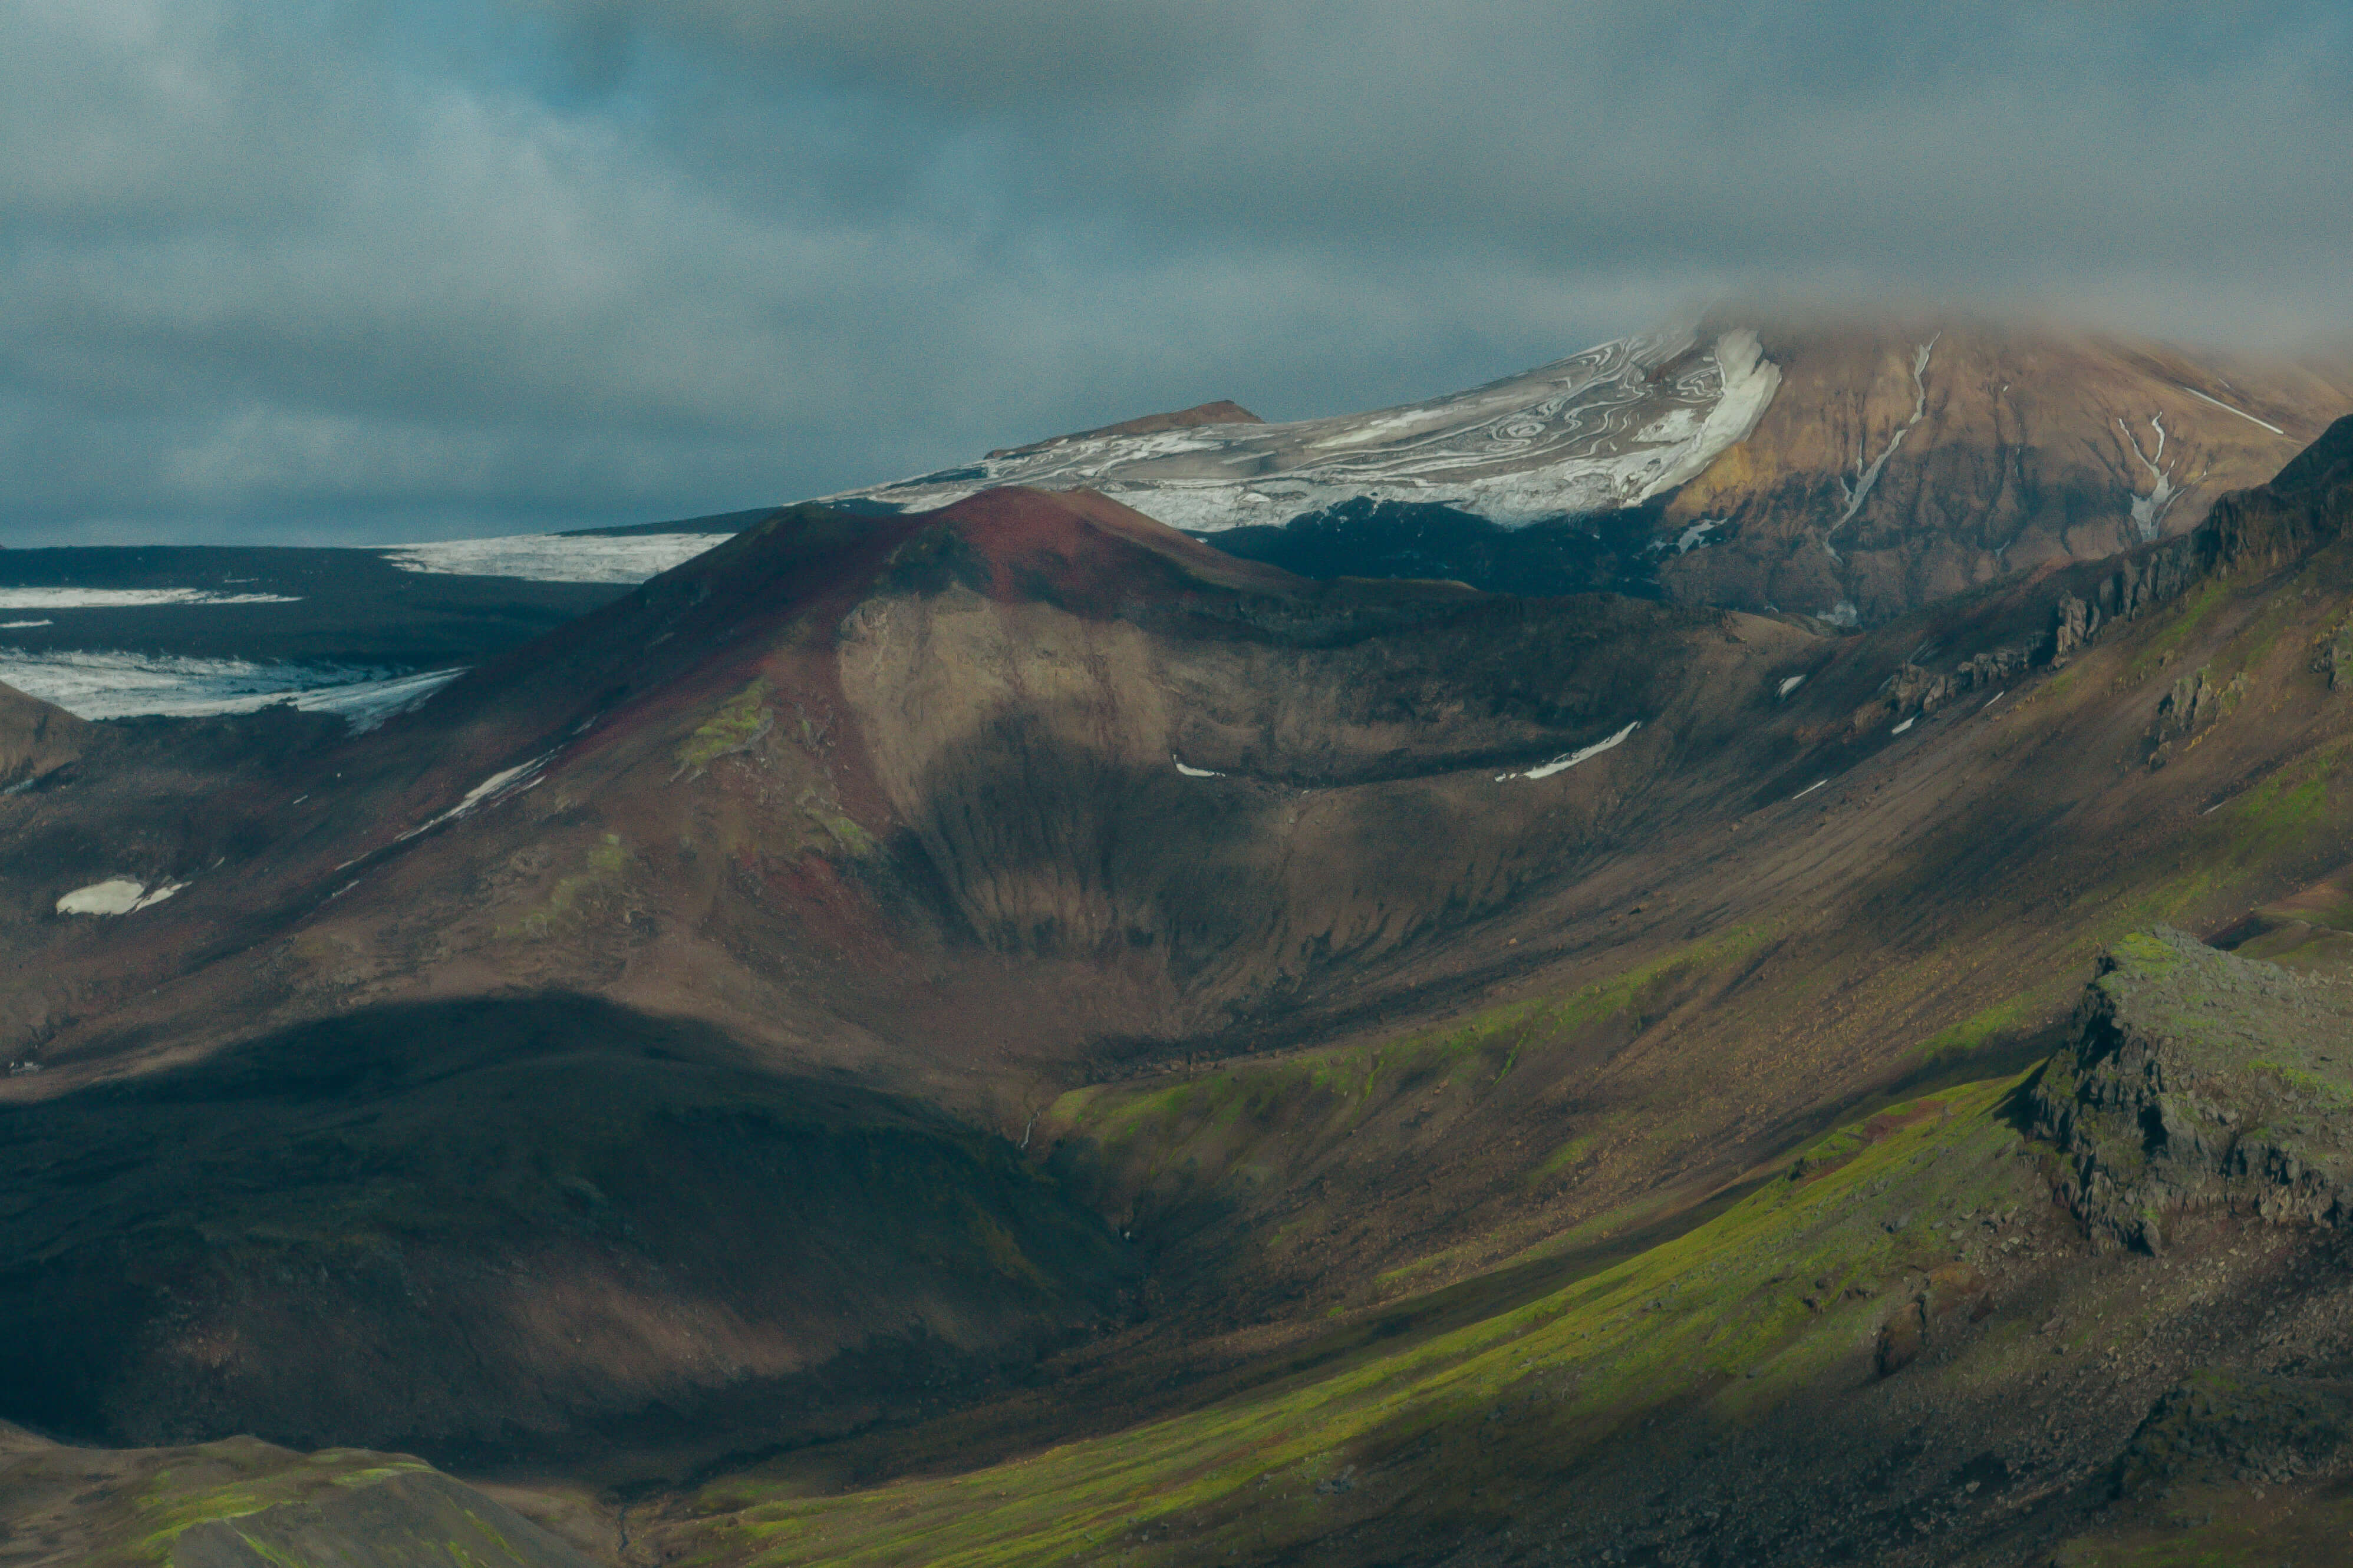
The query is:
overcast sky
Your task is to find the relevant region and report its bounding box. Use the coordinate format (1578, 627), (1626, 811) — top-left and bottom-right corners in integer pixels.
(5, 1), (2349, 546)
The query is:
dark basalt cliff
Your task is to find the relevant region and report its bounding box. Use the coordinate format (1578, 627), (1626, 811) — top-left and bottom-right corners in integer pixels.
(2029, 927), (2353, 1253)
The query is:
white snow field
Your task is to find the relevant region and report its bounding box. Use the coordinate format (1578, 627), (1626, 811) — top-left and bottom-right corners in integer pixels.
(0, 650), (462, 728)
(381, 533), (727, 583)
(829, 328), (1781, 532)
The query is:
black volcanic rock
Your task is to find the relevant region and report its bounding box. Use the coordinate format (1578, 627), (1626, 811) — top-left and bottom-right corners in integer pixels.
(1203, 496), (1673, 598)
(2028, 927), (2353, 1253)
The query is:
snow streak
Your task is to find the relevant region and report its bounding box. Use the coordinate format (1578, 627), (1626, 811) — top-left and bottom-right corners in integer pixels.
(1824, 337), (1936, 565)
(393, 752), (555, 846)
(2118, 413), (2184, 543)
(2175, 384), (2285, 437)
(1496, 719), (1642, 782)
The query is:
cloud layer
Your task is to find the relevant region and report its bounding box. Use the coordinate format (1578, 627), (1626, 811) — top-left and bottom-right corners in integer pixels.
(4, 1), (2349, 544)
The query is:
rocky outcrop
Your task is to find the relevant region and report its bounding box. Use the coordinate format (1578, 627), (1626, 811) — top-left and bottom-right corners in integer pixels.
(2313, 630), (2351, 692)
(2114, 1371), (2353, 1498)
(2028, 927), (2353, 1253)
(1858, 415), (2353, 735)
(1872, 1261), (1991, 1376)
(1881, 646), (2035, 722)
(2045, 415), (2353, 667)
(2146, 666), (2247, 765)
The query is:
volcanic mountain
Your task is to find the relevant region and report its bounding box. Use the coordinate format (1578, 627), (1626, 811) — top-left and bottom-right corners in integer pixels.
(834, 317), (2352, 625)
(7, 417), (2353, 1563)
(10, 315), (2338, 737)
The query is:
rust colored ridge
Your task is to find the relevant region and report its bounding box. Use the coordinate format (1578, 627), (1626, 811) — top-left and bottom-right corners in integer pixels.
(184, 491), (1291, 907)
(987, 400), (1264, 460)
(920, 485), (1305, 606)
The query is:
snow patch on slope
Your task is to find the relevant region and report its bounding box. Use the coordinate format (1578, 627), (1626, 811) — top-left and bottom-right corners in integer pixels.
(832, 330), (1781, 532)
(394, 752), (555, 844)
(1496, 719), (1642, 781)
(57, 877), (185, 916)
(2120, 412), (2185, 543)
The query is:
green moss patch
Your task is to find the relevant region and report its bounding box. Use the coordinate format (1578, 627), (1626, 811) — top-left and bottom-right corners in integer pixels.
(677, 678), (775, 775)
(683, 1070), (2042, 1566)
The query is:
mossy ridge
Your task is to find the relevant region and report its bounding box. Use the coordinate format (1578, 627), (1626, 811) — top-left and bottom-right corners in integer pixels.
(2028, 925), (2353, 1250)
(681, 1072), (2039, 1566)
(1912, 990), (2047, 1068)
(1045, 926), (1768, 1207)
(111, 1444), (433, 1562)
(2091, 740), (2348, 937)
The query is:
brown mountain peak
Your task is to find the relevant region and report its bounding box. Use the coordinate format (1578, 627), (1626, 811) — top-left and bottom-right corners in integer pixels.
(986, 400), (1263, 460)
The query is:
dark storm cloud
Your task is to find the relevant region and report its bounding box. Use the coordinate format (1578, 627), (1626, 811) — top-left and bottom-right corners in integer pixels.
(3, 1), (2348, 545)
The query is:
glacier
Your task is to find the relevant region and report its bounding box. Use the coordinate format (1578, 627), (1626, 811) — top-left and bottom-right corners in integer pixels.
(830, 329), (1781, 533)
(380, 533), (727, 583)
(0, 649), (462, 729)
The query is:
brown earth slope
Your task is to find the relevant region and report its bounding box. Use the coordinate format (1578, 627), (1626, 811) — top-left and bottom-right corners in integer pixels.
(1659, 317), (2352, 622)
(0, 487), (1827, 1461)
